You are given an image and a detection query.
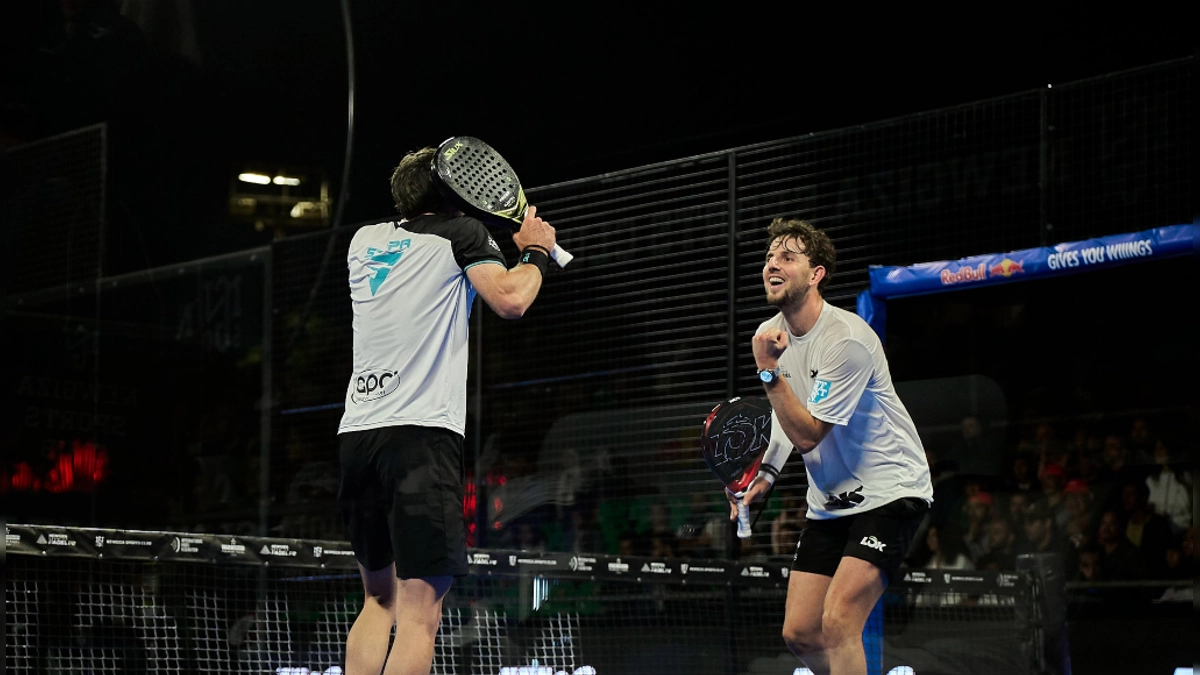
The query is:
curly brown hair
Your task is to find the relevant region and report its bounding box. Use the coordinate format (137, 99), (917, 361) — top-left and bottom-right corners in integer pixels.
(765, 217), (836, 293)
(389, 147), (452, 219)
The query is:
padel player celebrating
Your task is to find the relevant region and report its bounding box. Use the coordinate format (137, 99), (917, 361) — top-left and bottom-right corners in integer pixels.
(336, 147), (555, 675)
(732, 217), (932, 675)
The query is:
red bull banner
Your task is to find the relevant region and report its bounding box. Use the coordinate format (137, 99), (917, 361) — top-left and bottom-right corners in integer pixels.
(866, 224), (1194, 299)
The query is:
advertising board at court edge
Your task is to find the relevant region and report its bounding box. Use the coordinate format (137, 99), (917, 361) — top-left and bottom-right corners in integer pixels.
(273, 666), (600, 674)
(282, 665), (1199, 675)
(251, 658), (1200, 674)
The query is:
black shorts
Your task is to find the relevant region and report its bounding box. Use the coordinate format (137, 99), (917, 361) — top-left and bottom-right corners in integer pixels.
(792, 497), (928, 583)
(338, 425), (468, 579)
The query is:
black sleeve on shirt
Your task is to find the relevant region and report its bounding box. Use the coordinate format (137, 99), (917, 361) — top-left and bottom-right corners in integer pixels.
(439, 216), (507, 270)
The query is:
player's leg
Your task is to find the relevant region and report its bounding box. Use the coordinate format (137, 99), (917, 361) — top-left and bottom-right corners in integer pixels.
(820, 557), (886, 675)
(782, 571), (833, 674)
(338, 428), (401, 675)
(384, 575), (453, 675)
(782, 517), (849, 674)
(384, 426), (469, 675)
(823, 497), (929, 675)
(346, 562), (399, 675)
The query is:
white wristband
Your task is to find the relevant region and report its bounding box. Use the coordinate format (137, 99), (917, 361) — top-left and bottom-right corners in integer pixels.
(755, 466), (779, 486)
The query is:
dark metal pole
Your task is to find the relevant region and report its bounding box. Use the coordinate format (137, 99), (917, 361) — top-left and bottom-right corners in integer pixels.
(726, 151), (739, 401)
(724, 150), (741, 675)
(258, 250), (273, 537)
(723, 149), (741, 554)
(1039, 84), (1051, 246)
(473, 297), (485, 553)
(91, 124), (108, 526)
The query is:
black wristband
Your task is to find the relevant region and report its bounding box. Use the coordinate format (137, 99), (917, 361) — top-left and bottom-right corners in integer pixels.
(519, 246), (550, 276)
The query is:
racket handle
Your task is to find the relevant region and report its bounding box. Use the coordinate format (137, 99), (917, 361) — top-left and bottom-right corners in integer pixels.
(735, 494), (752, 539)
(550, 244), (574, 268)
(517, 205), (572, 267)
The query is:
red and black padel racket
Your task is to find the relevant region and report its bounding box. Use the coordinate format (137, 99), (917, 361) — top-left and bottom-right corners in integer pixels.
(701, 396), (773, 538)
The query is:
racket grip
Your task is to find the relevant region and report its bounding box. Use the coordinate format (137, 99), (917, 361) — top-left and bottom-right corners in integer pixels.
(735, 495), (752, 539)
(550, 244), (573, 268)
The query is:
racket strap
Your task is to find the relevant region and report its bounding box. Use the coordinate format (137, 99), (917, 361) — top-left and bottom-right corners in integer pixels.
(519, 246), (551, 275)
(749, 482), (777, 531)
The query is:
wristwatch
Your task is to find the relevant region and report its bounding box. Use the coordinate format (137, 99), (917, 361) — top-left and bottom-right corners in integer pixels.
(758, 366), (782, 384)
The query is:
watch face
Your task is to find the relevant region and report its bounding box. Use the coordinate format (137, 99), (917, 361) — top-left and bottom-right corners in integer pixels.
(759, 370), (774, 383)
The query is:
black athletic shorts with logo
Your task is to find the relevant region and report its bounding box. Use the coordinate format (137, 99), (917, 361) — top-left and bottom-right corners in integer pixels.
(338, 425), (469, 579)
(792, 497), (928, 583)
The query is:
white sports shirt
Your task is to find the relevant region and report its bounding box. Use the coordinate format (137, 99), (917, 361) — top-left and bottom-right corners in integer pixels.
(757, 301), (933, 520)
(337, 215), (505, 436)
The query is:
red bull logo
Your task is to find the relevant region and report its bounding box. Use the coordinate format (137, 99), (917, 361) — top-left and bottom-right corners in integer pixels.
(939, 262), (987, 285)
(989, 258), (1024, 278)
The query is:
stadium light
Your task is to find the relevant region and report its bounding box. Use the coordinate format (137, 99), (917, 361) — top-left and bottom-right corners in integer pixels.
(238, 173), (271, 185)
(273, 175), (301, 186)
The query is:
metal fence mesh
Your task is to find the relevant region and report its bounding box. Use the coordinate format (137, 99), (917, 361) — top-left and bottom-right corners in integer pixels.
(3, 59), (1190, 563)
(1046, 62), (1192, 241)
(6, 550), (1035, 675)
(3, 124), (106, 294)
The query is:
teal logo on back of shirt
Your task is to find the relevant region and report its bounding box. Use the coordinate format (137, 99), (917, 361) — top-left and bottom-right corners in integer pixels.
(365, 239), (412, 295)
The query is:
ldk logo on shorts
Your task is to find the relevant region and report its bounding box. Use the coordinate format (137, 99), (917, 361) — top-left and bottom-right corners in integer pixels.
(808, 379), (831, 404)
(859, 535), (886, 552)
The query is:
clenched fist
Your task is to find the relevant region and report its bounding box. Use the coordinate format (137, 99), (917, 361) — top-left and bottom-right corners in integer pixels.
(753, 329), (789, 370)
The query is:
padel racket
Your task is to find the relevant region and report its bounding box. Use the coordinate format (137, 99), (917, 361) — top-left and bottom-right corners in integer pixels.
(701, 396), (773, 538)
(431, 136), (574, 267)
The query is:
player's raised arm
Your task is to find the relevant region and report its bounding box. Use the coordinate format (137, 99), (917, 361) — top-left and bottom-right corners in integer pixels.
(467, 206), (556, 319)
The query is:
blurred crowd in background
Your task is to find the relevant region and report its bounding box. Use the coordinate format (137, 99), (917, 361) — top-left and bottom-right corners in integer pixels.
(156, 400), (1193, 589)
(906, 415), (1193, 584)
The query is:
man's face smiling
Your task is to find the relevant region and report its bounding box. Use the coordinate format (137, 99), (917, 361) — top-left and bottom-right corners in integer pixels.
(764, 236), (816, 308)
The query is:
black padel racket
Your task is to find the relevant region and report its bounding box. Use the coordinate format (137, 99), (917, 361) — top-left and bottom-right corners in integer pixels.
(431, 136), (573, 267)
(701, 396), (773, 538)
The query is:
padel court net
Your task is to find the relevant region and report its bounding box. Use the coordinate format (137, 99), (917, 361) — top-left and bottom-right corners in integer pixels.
(6, 524), (1053, 675)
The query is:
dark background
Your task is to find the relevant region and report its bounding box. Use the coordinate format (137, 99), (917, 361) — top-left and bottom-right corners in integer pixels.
(2, 6), (1192, 673)
(2, 1), (1191, 274)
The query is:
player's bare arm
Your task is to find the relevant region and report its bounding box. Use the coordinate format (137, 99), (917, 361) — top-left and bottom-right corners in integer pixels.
(753, 328), (833, 452)
(727, 327), (833, 520)
(467, 206), (556, 319)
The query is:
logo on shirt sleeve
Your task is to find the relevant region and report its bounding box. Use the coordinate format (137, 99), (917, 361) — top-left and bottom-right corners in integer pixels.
(487, 235), (500, 252)
(808, 379), (831, 404)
